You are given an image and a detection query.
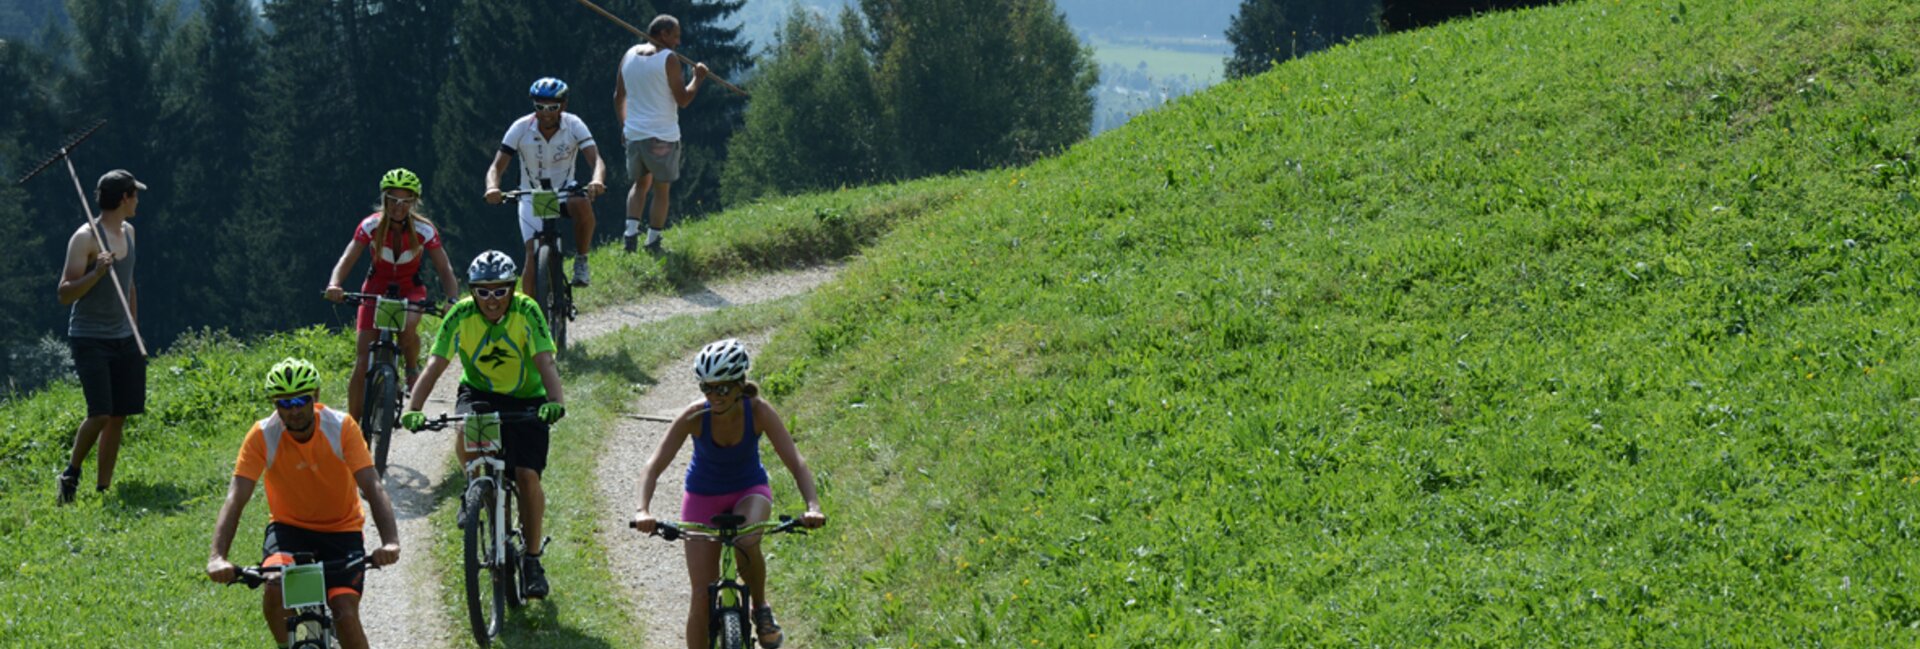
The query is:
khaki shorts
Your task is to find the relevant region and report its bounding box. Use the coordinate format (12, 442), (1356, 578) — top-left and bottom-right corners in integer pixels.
(626, 137), (682, 184)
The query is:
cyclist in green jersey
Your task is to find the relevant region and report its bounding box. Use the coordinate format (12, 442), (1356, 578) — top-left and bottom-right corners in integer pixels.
(402, 250), (567, 597)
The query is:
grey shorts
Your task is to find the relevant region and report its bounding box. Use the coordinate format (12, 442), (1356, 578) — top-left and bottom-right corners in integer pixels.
(626, 137), (682, 184)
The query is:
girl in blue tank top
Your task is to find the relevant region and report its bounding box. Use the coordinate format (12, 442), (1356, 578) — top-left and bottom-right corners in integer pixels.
(630, 339), (825, 649)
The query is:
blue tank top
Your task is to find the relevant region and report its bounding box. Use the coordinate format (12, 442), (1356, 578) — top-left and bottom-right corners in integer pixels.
(684, 398), (770, 495)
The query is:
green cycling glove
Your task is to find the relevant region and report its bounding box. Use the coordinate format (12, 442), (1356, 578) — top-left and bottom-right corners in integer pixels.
(539, 402), (566, 424)
(401, 411), (426, 431)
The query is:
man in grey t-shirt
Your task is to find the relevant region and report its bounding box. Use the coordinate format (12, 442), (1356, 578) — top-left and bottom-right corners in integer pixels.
(54, 169), (149, 505)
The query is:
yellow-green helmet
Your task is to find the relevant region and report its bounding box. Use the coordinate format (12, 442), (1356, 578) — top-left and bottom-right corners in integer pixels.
(380, 168), (423, 195)
(264, 357), (321, 397)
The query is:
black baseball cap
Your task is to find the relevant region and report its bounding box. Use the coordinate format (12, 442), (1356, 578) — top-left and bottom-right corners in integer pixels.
(97, 169), (148, 195)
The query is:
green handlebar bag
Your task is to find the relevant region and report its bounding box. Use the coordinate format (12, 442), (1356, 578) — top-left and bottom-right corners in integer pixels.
(280, 562), (326, 609)
(531, 191), (562, 219)
(464, 412), (502, 453)
(373, 297), (407, 332)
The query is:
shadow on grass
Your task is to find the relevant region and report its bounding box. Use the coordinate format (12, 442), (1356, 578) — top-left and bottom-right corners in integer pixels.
(108, 478), (195, 513)
(567, 342), (659, 389)
(499, 599), (622, 649)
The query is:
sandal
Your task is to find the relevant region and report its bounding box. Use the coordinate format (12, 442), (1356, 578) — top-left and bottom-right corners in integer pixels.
(752, 605), (783, 649)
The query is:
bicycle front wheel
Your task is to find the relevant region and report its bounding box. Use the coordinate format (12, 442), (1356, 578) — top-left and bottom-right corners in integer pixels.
(462, 483), (504, 646)
(501, 486), (525, 608)
(366, 365), (399, 475)
(536, 243), (569, 354)
(715, 609), (748, 649)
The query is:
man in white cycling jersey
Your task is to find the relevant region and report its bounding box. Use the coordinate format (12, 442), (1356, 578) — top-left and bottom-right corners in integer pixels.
(485, 77), (609, 291)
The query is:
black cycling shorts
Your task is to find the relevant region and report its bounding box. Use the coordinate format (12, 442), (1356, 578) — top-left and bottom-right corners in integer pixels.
(455, 384), (552, 475)
(261, 522), (366, 598)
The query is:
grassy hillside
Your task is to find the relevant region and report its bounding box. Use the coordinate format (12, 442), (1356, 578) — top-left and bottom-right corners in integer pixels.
(752, 0), (1920, 645)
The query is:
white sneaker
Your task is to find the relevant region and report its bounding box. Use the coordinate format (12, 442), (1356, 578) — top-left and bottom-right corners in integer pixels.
(571, 258), (590, 287)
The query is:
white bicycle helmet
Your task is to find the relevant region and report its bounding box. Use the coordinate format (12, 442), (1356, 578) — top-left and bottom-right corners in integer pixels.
(468, 250), (518, 284)
(693, 339), (751, 383)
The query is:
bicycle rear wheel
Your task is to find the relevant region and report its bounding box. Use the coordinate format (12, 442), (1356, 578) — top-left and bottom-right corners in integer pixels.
(365, 364), (399, 475)
(536, 243), (569, 354)
(462, 482), (504, 646)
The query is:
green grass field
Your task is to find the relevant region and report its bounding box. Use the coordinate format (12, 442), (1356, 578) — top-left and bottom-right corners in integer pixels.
(12, 0), (1920, 646)
(749, 0), (1920, 645)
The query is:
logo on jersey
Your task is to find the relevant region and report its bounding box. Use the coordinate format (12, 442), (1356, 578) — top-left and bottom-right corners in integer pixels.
(477, 344), (518, 370)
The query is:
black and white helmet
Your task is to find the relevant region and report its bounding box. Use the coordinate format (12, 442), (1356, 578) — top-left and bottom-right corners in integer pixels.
(467, 250), (518, 284)
(693, 339), (751, 383)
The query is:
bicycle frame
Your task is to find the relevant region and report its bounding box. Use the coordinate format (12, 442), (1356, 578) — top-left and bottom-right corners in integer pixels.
(465, 453), (516, 574)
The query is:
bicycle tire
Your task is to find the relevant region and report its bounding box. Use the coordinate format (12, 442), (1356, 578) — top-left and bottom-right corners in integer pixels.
(291, 618), (327, 649)
(366, 366), (399, 475)
(501, 486), (525, 608)
(463, 484), (504, 646)
(536, 243), (568, 354)
(716, 609), (748, 649)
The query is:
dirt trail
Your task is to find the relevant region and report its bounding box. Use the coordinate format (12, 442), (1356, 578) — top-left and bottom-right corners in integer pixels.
(357, 266), (838, 648)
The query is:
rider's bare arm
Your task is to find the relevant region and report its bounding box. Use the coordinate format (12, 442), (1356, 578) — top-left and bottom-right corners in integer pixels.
(428, 246), (460, 300)
(353, 467), (402, 566)
(757, 402), (824, 523)
(407, 356), (453, 411)
(206, 475), (258, 582)
(534, 351), (564, 406)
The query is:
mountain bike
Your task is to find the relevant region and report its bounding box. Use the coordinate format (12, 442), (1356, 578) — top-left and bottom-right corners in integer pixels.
(416, 407), (549, 647)
(335, 288), (444, 475)
(226, 552), (377, 649)
(499, 187), (585, 355)
(636, 513), (809, 649)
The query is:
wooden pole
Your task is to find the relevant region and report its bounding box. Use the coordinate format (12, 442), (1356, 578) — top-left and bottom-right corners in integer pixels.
(569, 0), (749, 97)
(17, 121), (148, 357)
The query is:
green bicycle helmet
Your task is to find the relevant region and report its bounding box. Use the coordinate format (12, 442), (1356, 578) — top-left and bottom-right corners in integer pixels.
(264, 357), (321, 397)
(380, 168), (423, 195)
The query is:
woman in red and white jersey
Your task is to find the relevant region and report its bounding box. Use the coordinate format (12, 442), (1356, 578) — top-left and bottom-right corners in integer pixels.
(324, 168), (461, 420)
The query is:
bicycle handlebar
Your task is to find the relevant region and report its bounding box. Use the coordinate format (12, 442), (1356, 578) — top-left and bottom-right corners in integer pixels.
(499, 188), (589, 200)
(413, 409), (543, 432)
(328, 291), (447, 316)
(635, 515), (808, 542)
(228, 553), (377, 590)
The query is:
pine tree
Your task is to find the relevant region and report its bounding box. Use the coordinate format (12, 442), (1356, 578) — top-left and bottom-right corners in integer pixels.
(721, 6), (892, 205)
(156, 0), (264, 329)
(862, 0), (1094, 176)
(1226, 0), (1381, 79)
(241, 0), (367, 334)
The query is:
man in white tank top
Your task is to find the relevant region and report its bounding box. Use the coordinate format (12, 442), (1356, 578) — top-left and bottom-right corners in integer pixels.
(614, 14), (709, 253)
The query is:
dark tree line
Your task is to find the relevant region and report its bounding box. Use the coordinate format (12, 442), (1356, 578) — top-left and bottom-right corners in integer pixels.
(0, 0), (749, 387)
(2, 0), (1097, 390)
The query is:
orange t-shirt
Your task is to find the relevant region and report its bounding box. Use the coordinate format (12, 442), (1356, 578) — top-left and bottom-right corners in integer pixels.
(233, 405), (375, 533)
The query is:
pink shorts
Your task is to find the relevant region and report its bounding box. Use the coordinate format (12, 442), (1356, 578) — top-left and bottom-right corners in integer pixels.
(680, 484), (773, 526)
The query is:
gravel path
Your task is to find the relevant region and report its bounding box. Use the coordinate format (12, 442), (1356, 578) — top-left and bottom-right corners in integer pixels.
(595, 331), (775, 649)
(358, 265), (839, 648)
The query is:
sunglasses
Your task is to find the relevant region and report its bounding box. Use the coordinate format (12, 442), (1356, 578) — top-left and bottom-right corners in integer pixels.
(274, 394), (314, 409)
(533, 102), (564, 113)
(472, 286), (513, 299)
(699, 383), (736, 397)
(382, 192), (418, 206)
